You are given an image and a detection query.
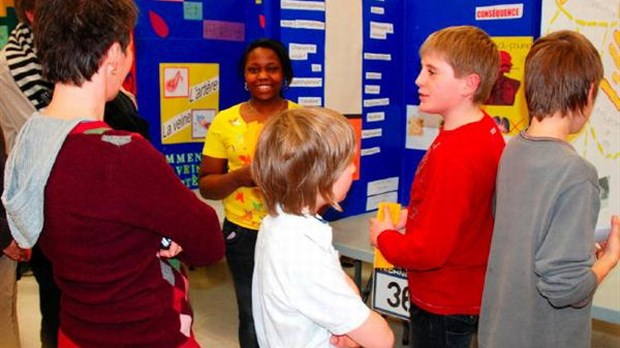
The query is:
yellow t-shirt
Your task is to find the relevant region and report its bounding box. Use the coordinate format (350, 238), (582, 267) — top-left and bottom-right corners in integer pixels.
(202, 101), (300, 230)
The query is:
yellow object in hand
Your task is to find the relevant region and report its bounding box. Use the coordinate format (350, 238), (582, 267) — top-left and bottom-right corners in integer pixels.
(373, 202), (401, 269)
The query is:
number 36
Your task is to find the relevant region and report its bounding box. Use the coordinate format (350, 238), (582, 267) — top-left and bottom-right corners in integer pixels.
(386, 281), (410, 312)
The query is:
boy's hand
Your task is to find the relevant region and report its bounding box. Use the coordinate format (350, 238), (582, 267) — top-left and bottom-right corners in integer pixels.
(394, 208), (408, 230)
(595, 215), (620, 266)
(158, 241), (183, 258)
(369, 216), (390, 247)
(330, 334), (361, 348)
(369, 206), (408, 246)
(593, 215), (620, 284)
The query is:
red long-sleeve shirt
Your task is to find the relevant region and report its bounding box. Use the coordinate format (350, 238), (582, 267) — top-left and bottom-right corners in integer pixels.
(40, 122), (225, 346)
(378, 114), (504, 315)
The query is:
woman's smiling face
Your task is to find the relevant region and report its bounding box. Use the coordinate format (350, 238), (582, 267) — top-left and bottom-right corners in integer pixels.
(244, 47), (284, 102)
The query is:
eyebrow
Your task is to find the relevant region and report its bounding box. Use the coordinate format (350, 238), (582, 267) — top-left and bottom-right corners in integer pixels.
(247, 61), (280, 67)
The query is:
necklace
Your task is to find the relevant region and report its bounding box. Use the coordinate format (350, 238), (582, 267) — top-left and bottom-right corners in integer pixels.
(245, 99), (287, 120)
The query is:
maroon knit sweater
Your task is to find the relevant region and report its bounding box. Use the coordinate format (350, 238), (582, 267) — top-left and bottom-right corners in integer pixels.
(39, 122), (224, 347)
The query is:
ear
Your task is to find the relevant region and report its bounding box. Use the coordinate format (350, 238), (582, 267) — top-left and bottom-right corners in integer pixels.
(462, 73), (481, 98)
(103, 42), (123, 75)
(587, 83), (596, 105)
(581, 83), (597, 118)
(26, 10), (35, 24)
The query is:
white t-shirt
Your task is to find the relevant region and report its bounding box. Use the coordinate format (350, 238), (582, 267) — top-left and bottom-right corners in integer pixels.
(252, 208), (371, 348)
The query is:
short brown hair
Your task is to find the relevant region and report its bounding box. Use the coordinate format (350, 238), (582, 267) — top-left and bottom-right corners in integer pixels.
(420, 25), (499, 104)
(252, 107), (356, 216)
(33, 0), (137, 86)
(525, 30), (603, 121)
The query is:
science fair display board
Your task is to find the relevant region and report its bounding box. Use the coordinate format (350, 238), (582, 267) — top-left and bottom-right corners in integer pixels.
(400, 0), (541, 205)
(133, 0), (329, 189)
(133, 0), (250, 188)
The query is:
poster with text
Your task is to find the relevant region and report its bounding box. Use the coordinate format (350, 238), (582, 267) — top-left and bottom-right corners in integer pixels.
(160, 63), (219, 144)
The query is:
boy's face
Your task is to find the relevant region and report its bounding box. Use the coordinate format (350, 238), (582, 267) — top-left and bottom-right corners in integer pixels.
(332, 162), (356, 203)
(415, 52), (469, 116)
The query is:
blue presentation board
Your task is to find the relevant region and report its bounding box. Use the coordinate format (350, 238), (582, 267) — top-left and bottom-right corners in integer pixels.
(399, 0), (541, 205)
(328, 0), (541, 219)
(133, 0), (325, 189)
(132, 0), (540, 214)
(134, 0), (249, 187)
(326, 0), (406, 220)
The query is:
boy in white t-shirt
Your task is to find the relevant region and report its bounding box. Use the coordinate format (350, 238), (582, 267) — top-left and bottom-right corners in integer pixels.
(251, 107), (394, 348)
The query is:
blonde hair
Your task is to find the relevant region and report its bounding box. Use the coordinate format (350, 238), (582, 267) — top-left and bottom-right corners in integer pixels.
(420, 25), (499, 104)
(252, 107), (356, 216)
(525, 30), (603, 121)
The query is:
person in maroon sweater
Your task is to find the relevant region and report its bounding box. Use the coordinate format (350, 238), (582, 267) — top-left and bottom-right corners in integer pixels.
(369, 26), (505, 348)
(2, 0), (225, 346)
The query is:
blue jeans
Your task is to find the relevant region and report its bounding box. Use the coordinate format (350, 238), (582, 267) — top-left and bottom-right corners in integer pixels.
(410, 303), (478, 348)
(223, 219), (259, 348)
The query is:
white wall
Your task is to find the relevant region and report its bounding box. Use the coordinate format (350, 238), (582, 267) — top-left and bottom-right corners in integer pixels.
(324, 0), (362, 114)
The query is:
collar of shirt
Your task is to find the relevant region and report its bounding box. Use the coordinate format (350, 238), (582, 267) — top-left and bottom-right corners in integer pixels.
(274, 205), (333, 251)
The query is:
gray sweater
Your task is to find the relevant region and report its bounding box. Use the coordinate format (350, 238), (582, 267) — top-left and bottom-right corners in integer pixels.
(479, 132), (599, 348)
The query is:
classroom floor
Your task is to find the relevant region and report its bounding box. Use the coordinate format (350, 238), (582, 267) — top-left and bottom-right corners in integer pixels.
(15, 260), (620, 348)
(14, 261), (404, 348)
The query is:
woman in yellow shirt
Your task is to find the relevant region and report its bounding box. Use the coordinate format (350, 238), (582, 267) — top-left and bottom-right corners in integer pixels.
(199, 38), (299, 348)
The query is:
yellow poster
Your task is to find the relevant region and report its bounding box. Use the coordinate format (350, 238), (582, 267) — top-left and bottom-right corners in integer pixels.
(159, 63), (219, 144)
(482, 36), (533, 137)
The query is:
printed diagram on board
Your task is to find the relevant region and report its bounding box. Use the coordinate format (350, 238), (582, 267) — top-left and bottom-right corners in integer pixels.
(159, 63), (219, 144)
(482, 36), (532, 137)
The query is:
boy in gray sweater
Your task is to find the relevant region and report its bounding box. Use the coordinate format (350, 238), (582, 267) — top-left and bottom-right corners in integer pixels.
(478, 30), (620, 348)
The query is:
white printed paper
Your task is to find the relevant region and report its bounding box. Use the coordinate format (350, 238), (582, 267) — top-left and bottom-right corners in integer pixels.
(297, 97), (322, 106)
(368, 177), (399, 196)
(366, 112), (385, 122)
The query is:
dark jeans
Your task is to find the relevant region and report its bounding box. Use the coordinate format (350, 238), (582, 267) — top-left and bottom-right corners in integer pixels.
(410, 303), (478, 348)
(30, 243), (61, 348)
(223, 219), (259, 348)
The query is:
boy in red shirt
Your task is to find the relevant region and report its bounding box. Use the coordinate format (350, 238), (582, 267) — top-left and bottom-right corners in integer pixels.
(369, 25), (505, 347)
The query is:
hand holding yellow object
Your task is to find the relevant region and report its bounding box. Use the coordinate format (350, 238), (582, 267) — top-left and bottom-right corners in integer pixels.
(373, 202), (401, 269)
